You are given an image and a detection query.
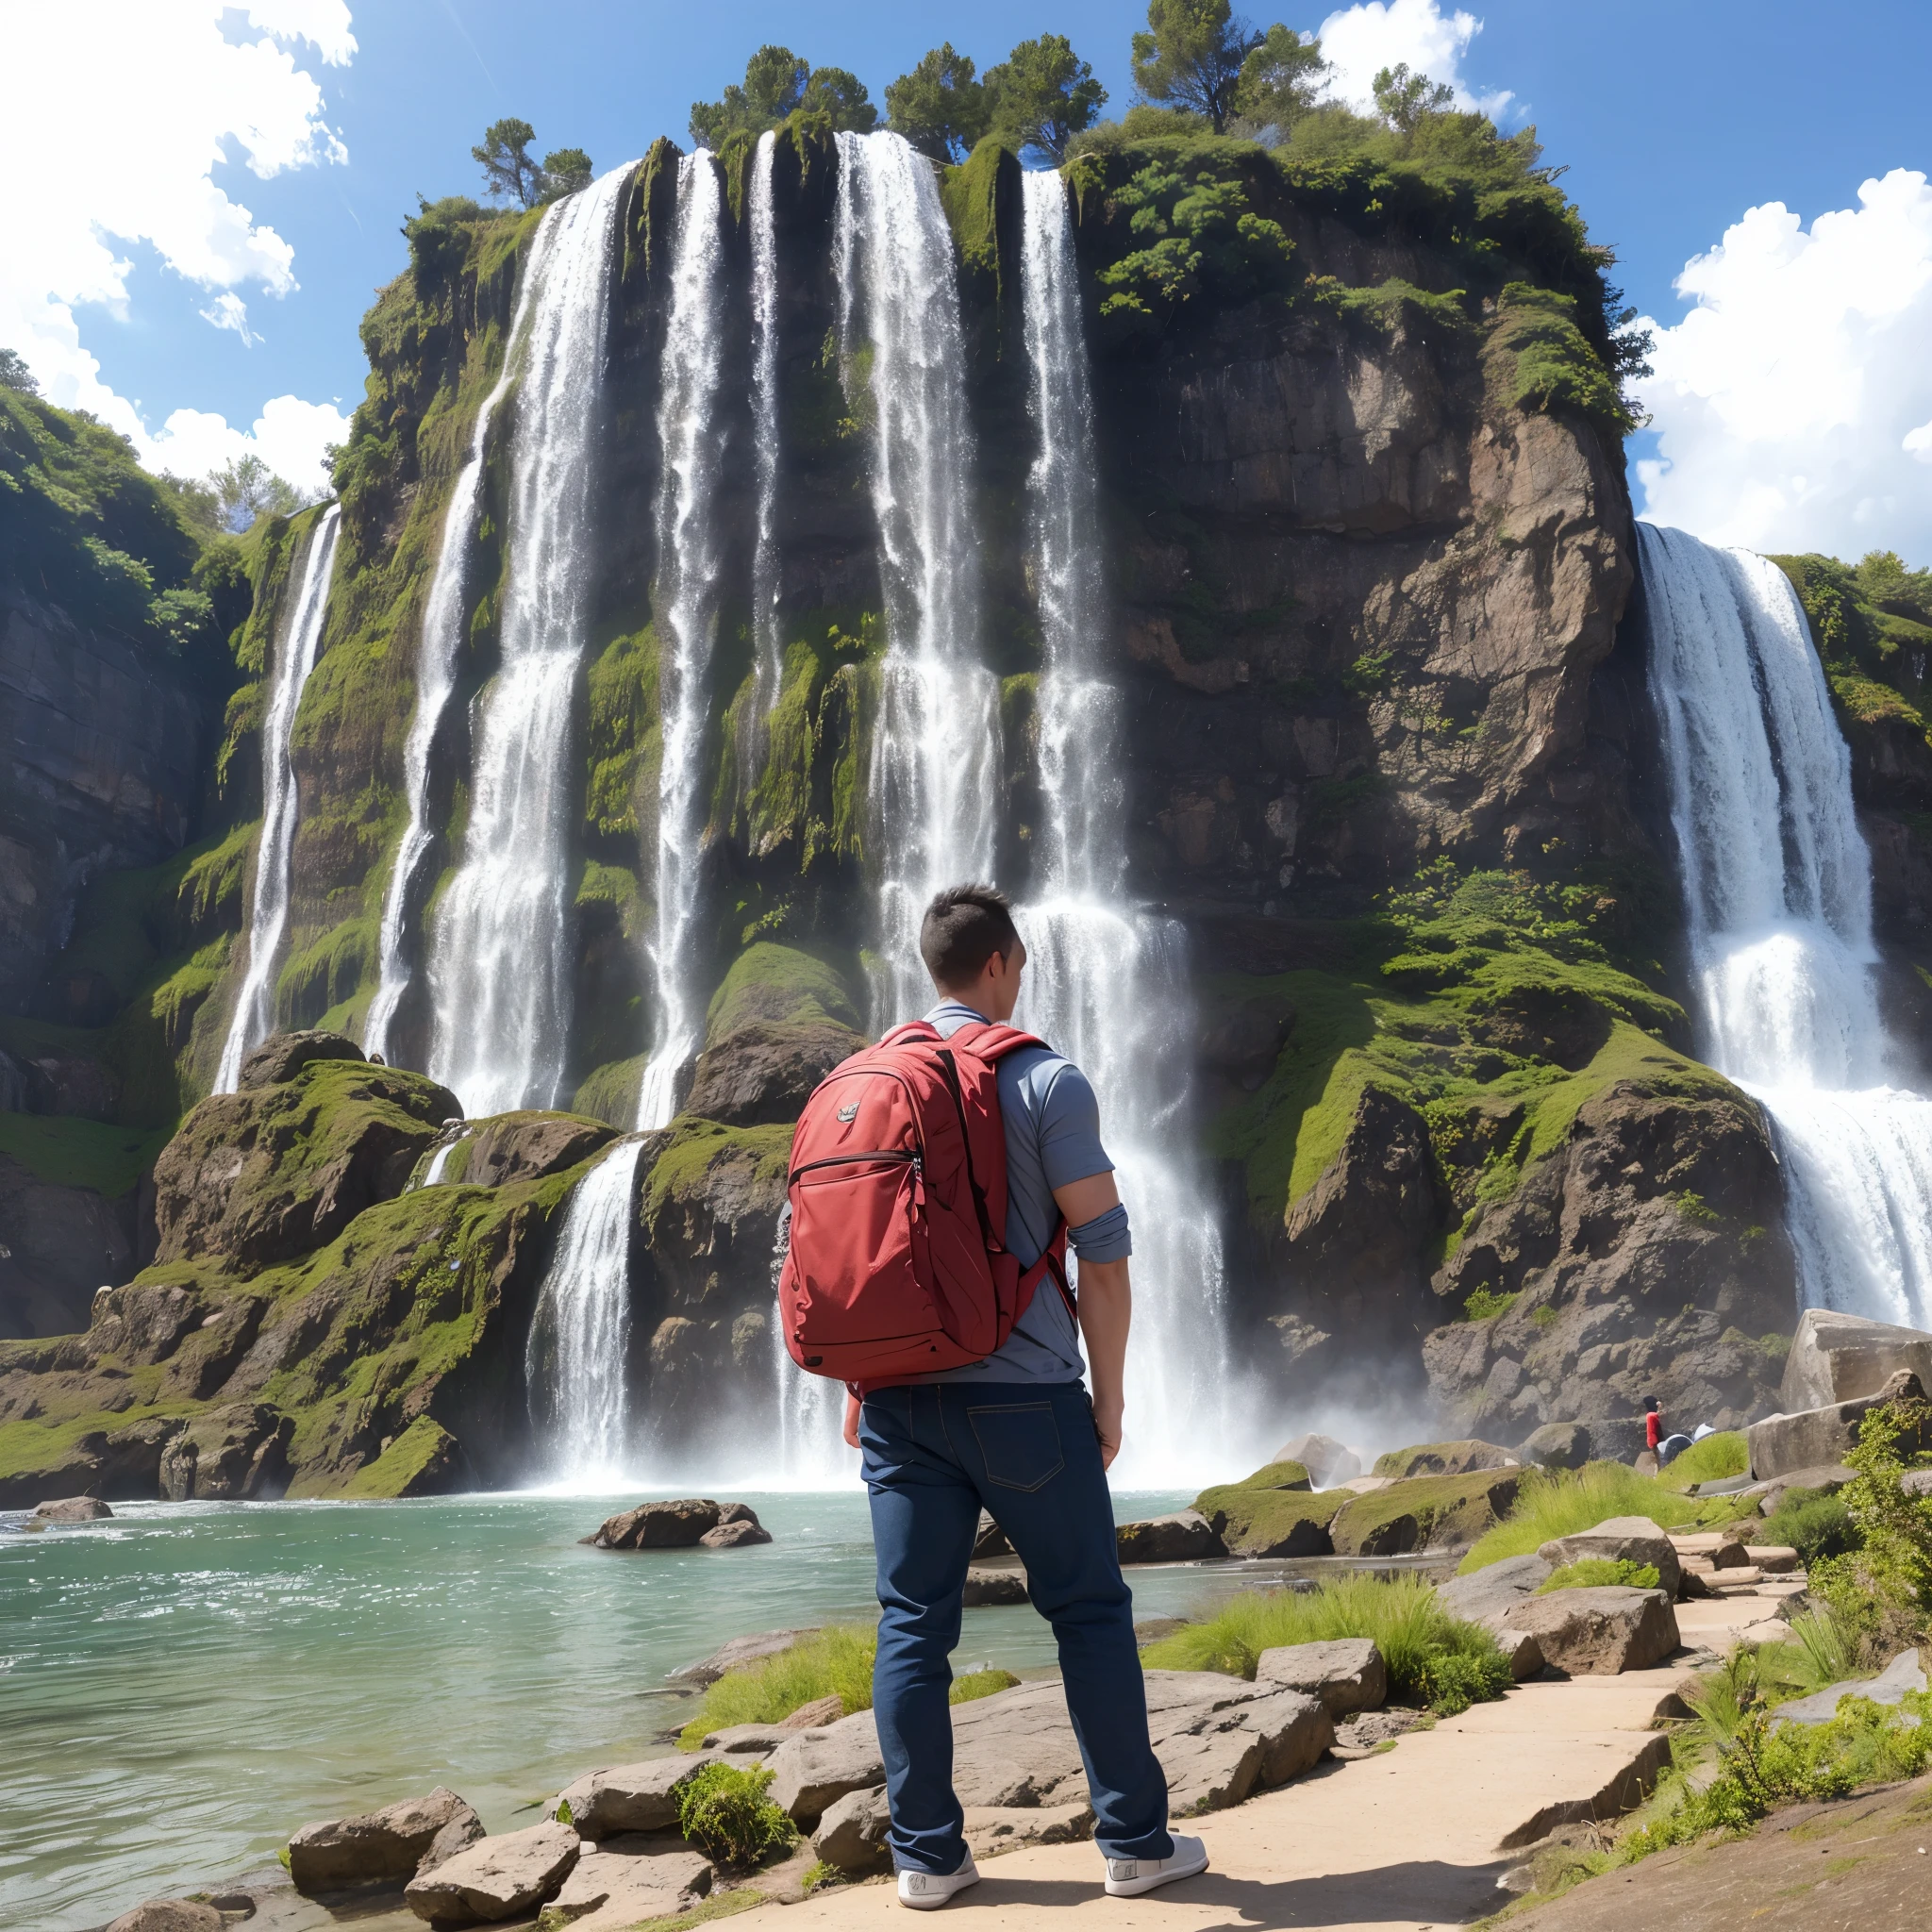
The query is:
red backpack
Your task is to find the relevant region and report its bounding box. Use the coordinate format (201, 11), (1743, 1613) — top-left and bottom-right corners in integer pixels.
(777, 1019), (1074, 1389)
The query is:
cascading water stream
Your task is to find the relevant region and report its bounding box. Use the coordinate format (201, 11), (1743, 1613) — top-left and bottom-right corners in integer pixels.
(1641, 522), (1932, 1328)
(836, 129), (1002, 1024)
(1011, 173), (1233, 1477)
(739, 127), (785, 793)
(637, 153), (729, 1131)
(215, 503), (341, 1092)
(425, 164), (631, 1118)
(526, 1138), (646, 1479)
(365, 231), (551, 1068)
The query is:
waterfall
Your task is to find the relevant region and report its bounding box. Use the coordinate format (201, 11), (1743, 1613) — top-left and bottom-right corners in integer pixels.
(740, 126), (785, 792)
(365, 227), (551, 1067)
(1011, 173), (1233, 1477)
(526, 1137), (646, 1480)
(215, 503), (341, 1092)
(1641, 522), (1932, 1329)
(425, 164), (631, 1118)
(835, 129), (1002, 1021)
(636, 152), (730, 1132)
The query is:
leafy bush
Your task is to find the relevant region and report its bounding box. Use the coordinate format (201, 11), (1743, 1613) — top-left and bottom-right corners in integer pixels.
(675, 1762), (797, 1872)
(1458, 1461), (1712, 1572)
(950, 1668), (1019, 1705)
(1657, 1430), (1747, 1492)
(1808, 1398), (1932, 1634)
(678, 1625), (876, 1748)
(1460, 1286), (1519, 1323)
(1142, 1572), (1510, 1712)
(1537, 1557), (1659, 1592)
(1759, 1487), (1860, 1567)
(1754, 1608), (1864, 1701)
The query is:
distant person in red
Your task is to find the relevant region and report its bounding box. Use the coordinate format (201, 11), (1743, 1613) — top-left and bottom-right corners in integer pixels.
(1644, 1399), (1663, 1451)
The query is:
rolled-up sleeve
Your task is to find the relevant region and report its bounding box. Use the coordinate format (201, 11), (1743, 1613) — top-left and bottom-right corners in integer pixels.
(1039, 1064), (1131, 1259)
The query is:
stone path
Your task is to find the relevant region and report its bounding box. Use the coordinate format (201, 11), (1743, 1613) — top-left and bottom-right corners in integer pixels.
(724, 1591), (1784, 1932)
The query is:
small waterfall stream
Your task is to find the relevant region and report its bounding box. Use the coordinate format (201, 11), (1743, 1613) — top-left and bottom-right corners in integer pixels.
(638, 153), (730, 1131)
(836, 130), (1002, 1023)
(526, 1137), (646, 1478)
(215, 503), (341, 1092)
(365, 231), (550, 1067)
(1641, 522), (1932, 1328)
(426, 164), (631, 1118)
(741, 127), (785, 790)
(1011, 174), (1233, 1475)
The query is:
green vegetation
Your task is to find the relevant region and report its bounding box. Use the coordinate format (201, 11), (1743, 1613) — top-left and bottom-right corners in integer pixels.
(705, 942), (861, 1041)
(690, 46), (877, 149)
(1536, 1557), (1660, 1592)
(1774, 550), (1932, 762)
(0, 1114), (169, 1197)
(1458, 1462), (1715, 1572)
(889, 36), (1105, 164)
(471, 118), (593, 208)
(1193, 1459), (1341, 1555)
(678, 1626), (877, 1747)
(1461, 1288), (1519, 1323)
(1657, 1430), (1748, 1491)
(675, 1763), (796, 1872)
(1806, 1397), (1932, 1638)
(1760, 1487), (1859, 1567)
(951, 1668), (1021, 1704)
(1141, 1572), (1511, 1713)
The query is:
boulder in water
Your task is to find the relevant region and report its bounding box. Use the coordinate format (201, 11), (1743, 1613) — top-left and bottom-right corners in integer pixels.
(104, 1903), (223, 1932)
(32, 1495), (111, 1521)
(583, 1499), (722, 1549)
(403, 1819), (579, 1924)
(288, 1786), (484, 1891)
(699, 1516), (772, 1548)
(1115, 1509), (1225, 1564)
(1780, 1307), (1932, 1412)
(158, 1403), (291, 1502)
(670, 1628), (812, 1686)
(962, 1566), (1027, 1605)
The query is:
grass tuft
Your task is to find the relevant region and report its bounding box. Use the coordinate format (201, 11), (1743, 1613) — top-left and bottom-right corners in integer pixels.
(1657, 1430), (1747, 1492)
(1537, 1557), (1658, 1592)
(1457, 1461), (1713, 1573)
(1141, 1572), (1511, 1712)
(679, 1626), (875, 1748)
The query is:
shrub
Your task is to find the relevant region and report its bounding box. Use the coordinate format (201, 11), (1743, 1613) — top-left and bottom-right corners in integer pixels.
(1657, 1430), (1747, 1492)
(1759, 1487), (1859, 1567)
(950, 1668), (1019, 1705)
(675, 1762), (797, 1872)
(678, 1625), (876, 1748)
(1809, 1399), (1932, 1624)
(1141, 1572), (1510, 1712)
(1537, 1557), (1659, 1592)
(1458, 1461), (1712, 1572)
(1755, 1608), (1863, 1701)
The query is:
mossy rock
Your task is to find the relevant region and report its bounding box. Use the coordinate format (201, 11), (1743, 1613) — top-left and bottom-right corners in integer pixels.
(1191, 1458), (1327, 1556)
(705, 943), (862, 1043)
(572, 1057), (646, 1131)
(152, 1055), (459, 1272)
(1373, 1440), (1520, 1479)
(1329, 1470), (1524, 1557)
(341, 1417), (470, 1497)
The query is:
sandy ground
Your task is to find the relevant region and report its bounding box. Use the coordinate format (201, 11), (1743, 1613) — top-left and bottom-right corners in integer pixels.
(223, 1591), (1788, 1932)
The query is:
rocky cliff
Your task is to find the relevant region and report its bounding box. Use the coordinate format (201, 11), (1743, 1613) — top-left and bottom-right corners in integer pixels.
(0, 115), (1836, 1485)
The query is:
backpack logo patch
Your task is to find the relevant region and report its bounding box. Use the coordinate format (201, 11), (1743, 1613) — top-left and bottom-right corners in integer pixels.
(837, 1102), (859, 1123)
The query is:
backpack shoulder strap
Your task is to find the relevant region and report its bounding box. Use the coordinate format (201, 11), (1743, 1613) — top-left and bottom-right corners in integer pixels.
(876, 1020), (942, 1050)
(941, 1020), (1050, 1064)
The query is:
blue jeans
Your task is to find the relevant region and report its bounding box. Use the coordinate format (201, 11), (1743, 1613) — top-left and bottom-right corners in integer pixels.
(858, 1379), (1174, 1874)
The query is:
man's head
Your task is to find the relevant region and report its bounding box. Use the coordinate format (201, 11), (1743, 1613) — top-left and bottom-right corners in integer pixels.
(921, 883), (1025, 1023)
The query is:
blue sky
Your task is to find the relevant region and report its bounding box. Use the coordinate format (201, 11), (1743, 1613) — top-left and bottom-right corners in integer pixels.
(9, 1), (1931, 557)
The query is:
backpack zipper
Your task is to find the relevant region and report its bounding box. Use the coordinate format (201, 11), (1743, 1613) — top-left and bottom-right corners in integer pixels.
(789, 1149), (921, 1184)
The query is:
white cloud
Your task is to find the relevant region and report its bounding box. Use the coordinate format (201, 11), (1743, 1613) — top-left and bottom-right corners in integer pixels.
(1634, 170), (1932, 562)
(1315, 0), (1516, 123)
(0, 2), (356, 493)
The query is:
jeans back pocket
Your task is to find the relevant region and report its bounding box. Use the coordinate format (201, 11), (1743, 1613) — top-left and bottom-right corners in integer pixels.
(967, 1401), (1065, 1493)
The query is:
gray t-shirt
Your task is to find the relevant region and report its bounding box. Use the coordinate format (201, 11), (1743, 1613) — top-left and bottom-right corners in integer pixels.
(913, 1001), (1124, 1387)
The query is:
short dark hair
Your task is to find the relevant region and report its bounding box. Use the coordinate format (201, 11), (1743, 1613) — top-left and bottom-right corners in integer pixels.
(920, 883), (1020, 990)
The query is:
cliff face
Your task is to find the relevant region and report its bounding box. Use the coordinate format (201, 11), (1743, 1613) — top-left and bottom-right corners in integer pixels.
(0, 124), (1815, 1483)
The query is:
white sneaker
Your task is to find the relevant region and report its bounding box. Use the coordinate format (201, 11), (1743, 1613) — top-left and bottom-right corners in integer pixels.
(1103, 1833), (1209, 1897)
(897, 1850), (980, 1910)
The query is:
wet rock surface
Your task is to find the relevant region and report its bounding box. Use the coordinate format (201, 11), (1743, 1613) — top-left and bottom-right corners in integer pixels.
(583, 1499), (768, 1549)
(289, 1786), (485, 1891)
(31, 1493), (112, 1521)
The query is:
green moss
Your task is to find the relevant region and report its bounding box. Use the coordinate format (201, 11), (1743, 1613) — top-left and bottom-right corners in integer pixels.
(644, 1117), (792, 1224)
(940, 138), (1015, 292)
(1328, 1469), (1523, 1556)
(275, 916), (378, 1036)
(573, 1057), (646, 1131)
(705, 943), (862, 1042)
(1317, 276), (1471, 337)
(1537, 1557), (1660, 1591)
(0, 1114), (170, 1197)
(1486, 282), (1635, 436)
(341, 1417), (462, 1498)
(586, 625), (660, 841)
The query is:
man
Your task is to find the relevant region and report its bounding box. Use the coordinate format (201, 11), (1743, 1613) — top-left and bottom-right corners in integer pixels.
(845, 882), (1207, 1909)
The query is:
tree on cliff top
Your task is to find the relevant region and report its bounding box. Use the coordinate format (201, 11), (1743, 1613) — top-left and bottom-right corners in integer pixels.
(1131, 0), (1264, 135)
(0, 346), (40, 394)
(984, 35), (1108, 163)
(1233, 25), (1327, 138)
(691, 45), (877, 149)
(1373, 62), (1455, 135)
(211, 455), (305, 534)
(886, 44), (990, 163)
(473, 120), (592, 207)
